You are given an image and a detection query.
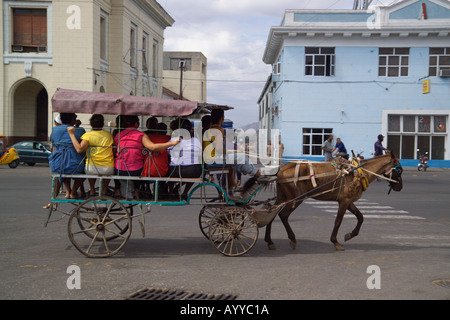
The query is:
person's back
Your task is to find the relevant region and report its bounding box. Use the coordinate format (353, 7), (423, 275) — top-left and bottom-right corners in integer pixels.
(142, 133), (171, 177)
(82, 130), (113, 167)
(114, 127), (144, 172)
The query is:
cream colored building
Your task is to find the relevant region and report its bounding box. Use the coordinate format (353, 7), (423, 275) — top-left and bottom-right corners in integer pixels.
(1, 0), (174, 146)
(163, 51), (207, 103)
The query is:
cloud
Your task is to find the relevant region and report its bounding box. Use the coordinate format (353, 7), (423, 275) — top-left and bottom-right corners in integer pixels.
(161, 0), (396, 128)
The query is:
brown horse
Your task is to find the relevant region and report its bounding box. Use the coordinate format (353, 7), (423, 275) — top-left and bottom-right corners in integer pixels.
(264, 152), (403, 251)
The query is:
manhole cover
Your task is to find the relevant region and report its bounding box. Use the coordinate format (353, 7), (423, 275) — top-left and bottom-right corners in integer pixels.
(432, 280), (450, 289)
(126, 287), (237, 300)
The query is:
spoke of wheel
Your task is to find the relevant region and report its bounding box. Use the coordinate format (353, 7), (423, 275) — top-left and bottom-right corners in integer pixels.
(104, 226), (128, 239)
(87, 230), (100, 254)
(101, 231), (111, 254)
(101, 201), (117, 224)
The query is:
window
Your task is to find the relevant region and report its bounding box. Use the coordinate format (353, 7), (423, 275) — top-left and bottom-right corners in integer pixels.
(378, 48), (409, 77)
(273, 62), (280, 75)
(100, 11), (108, 61)
(142, 32), (149, 73)
(305, 47), (335, 76)
(12, 8), (47, 53)
(302, 128), (333, 156)
(387, 114), (447, 160)
(130, 23), (137, 68)
(429, 48), (450, 76)
(152, 40), (159, 77)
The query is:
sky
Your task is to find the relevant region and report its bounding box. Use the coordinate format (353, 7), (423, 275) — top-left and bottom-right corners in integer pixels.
(161, 0), (400, 128)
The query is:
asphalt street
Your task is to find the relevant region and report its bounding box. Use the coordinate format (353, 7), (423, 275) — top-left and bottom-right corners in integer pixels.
(0, 163), (449, 303)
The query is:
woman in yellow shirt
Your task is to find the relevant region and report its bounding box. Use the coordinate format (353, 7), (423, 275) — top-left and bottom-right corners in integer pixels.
(68, 114), (114, 196)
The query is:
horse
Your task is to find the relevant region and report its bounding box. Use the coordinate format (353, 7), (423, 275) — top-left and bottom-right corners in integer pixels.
(264, 152), (403, 251)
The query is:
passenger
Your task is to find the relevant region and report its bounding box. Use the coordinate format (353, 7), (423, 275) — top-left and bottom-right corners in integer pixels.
(167, 118), (203, 199)
(67, 114), (114, 196)
(49, 113), (86, 199)
(115, 115), (180, 200)
(201, 115), (212, 135)
(142, 117), (171, 177)
(204, 109), (276, 200)
(203, 109), (236, 190)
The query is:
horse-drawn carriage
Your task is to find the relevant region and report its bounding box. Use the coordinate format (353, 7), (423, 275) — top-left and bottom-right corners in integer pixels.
(45, 88), (403, 258)
(45, 88), (280, 258)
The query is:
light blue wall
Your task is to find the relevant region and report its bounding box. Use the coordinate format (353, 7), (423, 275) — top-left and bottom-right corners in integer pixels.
(274, 45), (450, 167)
(390, 0), (450, 19)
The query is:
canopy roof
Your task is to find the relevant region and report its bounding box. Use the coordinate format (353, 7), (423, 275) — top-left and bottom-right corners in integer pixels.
(51, 88), (232, 116)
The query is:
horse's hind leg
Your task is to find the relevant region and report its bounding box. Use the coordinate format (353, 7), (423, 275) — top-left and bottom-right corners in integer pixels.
(279, 204), (299, 250)
(330, 202), (348, 251)
(344, 202), (364, 242)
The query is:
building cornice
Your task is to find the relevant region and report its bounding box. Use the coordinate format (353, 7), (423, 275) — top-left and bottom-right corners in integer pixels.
(263, 0), (450, 64)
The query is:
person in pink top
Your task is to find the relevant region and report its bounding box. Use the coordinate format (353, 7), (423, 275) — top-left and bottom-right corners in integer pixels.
(115, 115), (180, 200)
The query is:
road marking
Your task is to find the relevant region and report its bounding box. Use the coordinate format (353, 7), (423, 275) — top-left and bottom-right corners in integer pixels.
(343, 214), (425, 220)
(305, 199), (425, 220)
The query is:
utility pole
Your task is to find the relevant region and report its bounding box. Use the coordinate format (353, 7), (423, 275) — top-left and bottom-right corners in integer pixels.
(179, 59), (185, 100)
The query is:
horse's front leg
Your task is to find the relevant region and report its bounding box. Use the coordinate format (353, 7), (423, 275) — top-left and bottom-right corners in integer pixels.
(264, 221), (276, 250)
(330, 202), (349, 251)
(344, 202), (364, 242)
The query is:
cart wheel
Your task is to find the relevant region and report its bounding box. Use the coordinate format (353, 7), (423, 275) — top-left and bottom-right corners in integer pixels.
(208, 206), (258, 256)
(199, 205), (224, 240)
(68, 196), (132, 258)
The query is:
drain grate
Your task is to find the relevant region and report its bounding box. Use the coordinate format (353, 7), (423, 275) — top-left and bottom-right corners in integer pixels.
(432, 280), (450, 289)
(126, 287), (237, 300)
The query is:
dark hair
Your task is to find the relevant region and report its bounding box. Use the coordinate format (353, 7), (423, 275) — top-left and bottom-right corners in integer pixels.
(156, 122), (167, 134)
(60, 113), (76, 125)
(211, 109), (224, 124)
(146, 117), (158, 130)
(90, 114), (104, 129)
(125, 115), (139, 127)
(201, 115), (212, 131)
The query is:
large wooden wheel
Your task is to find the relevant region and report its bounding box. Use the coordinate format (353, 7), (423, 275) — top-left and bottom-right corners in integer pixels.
(199, 204), (224, 240)
(208, 206), (258, 256)
(68, 196), (132, 258)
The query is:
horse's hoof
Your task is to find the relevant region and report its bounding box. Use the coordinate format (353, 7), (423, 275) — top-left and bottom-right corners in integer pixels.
(334, 244), (345, 251)
(289, 241), (296, 250)
(344, 233), (353, 242)
(268, 244), (276, 250)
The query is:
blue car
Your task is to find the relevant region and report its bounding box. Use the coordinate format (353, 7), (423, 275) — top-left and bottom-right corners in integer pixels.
(10, 141), (51, 166)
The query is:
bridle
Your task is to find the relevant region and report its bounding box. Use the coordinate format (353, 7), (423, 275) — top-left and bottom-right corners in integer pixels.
(385, 160), (403, 194)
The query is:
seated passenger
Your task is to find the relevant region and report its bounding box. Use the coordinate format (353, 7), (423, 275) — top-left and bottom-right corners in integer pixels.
(115, 115), (180, 200)
(204, 109), (277, 200)
(67, 114), (114, 196)
(50, 113), (86, 199)
(142, 117), (171, 177)
(167, 118), (203, 199)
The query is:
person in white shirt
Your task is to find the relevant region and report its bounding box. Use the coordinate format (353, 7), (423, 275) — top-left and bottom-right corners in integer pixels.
(167, 118), (203, 199)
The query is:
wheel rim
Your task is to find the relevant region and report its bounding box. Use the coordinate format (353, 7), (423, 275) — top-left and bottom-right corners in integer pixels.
(68, 196), (131, 258)
(208, 206), (258, 256)
(199, 205), (224, 240)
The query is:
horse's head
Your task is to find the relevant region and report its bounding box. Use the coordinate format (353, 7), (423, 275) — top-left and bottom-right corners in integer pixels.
(385, 151), (403, 193)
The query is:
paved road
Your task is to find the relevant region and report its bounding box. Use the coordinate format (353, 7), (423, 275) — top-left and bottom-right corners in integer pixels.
(0, 164), (449, 302)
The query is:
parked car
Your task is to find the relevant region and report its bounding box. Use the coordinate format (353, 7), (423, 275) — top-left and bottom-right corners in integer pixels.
(10, 141), (51, 166)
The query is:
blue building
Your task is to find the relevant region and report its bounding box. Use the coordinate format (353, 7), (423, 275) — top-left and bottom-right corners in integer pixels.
(259, 0), (450, 167)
